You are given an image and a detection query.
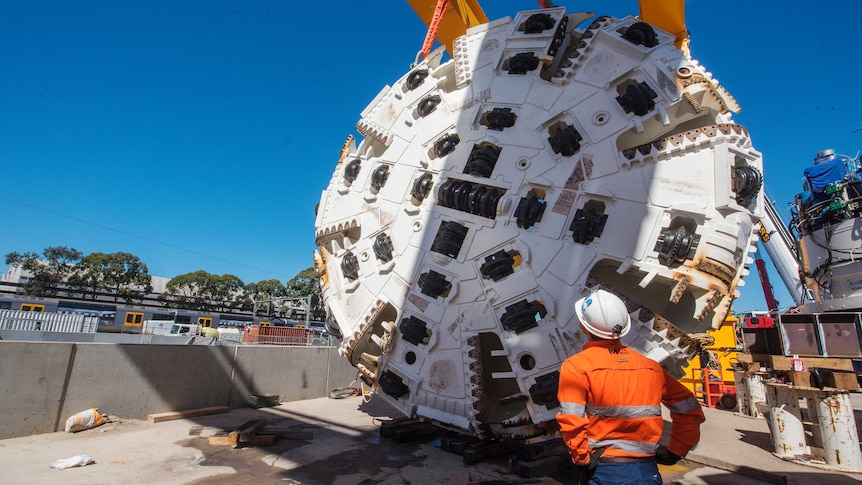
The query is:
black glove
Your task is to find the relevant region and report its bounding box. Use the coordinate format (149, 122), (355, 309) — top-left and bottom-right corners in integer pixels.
(576, 446), (606, 474)
(655, 445), (682, 465)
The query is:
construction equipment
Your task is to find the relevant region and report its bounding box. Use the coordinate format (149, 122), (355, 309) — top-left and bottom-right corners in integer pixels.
(752, 246), (780, 314)
(736, 151), (862, 471)
(314, 2), (764, 440)
(747, 152), (862, 358)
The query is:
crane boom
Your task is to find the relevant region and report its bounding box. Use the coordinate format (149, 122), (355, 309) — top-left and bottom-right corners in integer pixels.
(757, 197), (804, 307)
(753, 248), (780, 312)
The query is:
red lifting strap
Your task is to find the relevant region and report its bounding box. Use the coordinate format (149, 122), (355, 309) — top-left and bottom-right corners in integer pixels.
(420, 0), (449, 59)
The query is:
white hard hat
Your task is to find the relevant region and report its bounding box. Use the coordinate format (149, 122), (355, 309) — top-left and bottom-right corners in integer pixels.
(575, 289), (631, 339)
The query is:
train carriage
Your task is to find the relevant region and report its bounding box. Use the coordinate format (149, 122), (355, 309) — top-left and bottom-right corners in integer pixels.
(0, 282), (317, 336)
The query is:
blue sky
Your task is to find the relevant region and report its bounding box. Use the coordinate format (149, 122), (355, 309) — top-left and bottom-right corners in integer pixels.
(2, 1), (861, 315)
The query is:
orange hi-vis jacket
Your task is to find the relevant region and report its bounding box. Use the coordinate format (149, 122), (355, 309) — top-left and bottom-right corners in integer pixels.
(556, 339), (704, 464)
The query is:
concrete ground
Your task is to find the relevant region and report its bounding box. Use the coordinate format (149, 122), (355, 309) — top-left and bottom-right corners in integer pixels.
(1, 394), (861, 485)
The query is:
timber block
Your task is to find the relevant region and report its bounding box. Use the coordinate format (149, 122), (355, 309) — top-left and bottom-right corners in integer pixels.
(811, 368), (860, 391)
(787, 371), (812, 387)
(511, 454), (572, 478)
(247, 434), (277, 446)
(206, 417), (272, 448)
(207, 432), (236, 446)
(829, 371), (859, 391)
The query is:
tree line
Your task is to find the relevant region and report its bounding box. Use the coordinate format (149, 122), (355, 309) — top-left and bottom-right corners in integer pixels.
(5, 246), (323, 319)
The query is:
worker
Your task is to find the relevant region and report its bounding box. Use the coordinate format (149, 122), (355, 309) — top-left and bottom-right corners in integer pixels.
(556, 289), (705, 484)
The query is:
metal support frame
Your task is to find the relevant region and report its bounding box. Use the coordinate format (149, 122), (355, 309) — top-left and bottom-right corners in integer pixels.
(763, 382), (862, 471)
(252, 295), (313, 327)
(734, 371), (767, 418)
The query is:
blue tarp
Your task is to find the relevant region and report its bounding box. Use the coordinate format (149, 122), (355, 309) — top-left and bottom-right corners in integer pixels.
(803, 158), (847, 193)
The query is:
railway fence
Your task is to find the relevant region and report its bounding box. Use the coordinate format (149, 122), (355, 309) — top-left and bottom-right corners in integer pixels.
(0, 309), (99, 333)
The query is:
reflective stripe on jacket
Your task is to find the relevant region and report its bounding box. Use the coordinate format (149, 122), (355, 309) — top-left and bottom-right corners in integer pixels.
(556, 339), (704, 464)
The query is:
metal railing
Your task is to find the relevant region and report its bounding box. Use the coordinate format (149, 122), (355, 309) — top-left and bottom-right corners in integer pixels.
(0, 310), (99, 333)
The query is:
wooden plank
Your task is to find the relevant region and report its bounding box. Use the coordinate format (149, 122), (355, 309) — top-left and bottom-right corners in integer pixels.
(379, 417), (420, 438)
(147, 406), (229, 423)
(512, 455), (572, 479)
(737, 353), (756, 363)
(515, 439), (568, 462)
(248, 434), (277, 446)
(741, 354), (853, 371)
(463, 440), (518, 465)
(231, 418), (267, 445)
(207, 432), (236, 446)
(830, 372), (859, 391)
(391, 421), (440, 443)
(787, 371), (812, 387)
(207, 418), (278, 447)
(769, 355), (853, 371)
(441, 436), (480, 455)
(812, 368), (860, 391)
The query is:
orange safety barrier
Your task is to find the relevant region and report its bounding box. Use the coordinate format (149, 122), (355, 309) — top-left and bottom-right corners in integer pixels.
(242, 325), (322, 346)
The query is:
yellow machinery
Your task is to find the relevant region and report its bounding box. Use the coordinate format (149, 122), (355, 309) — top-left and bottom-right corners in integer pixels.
(407, 0), (487, 57)
(409, 0), (688, 54)
(680, 313), (741, 409)
(637, 0), (688, 53)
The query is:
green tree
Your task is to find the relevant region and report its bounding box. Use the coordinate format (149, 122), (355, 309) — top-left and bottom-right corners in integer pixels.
(211, 273), (244, 312)
(161, 270), (206, 310)
(68, 252), (152, 302)
(243, 279), (287, 315)
(161, 270), (243, 311)
(5, 246), (83, 296)
(285, 267), (324, 320)
(66, 259), (100, 299)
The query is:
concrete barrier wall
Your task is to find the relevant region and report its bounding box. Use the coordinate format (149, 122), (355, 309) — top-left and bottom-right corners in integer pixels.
(0, 341), (358, 439)
(59, 344), (237, 425)
(229, 346), (355, 408)
(1, 342), (76, 438)
(0, 330), (229, 345)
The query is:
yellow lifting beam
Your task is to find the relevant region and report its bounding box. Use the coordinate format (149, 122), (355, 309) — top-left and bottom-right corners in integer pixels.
(407, 0), (488, 56)
(638, 0), (688, 54)
(409, 0), (689, 56)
